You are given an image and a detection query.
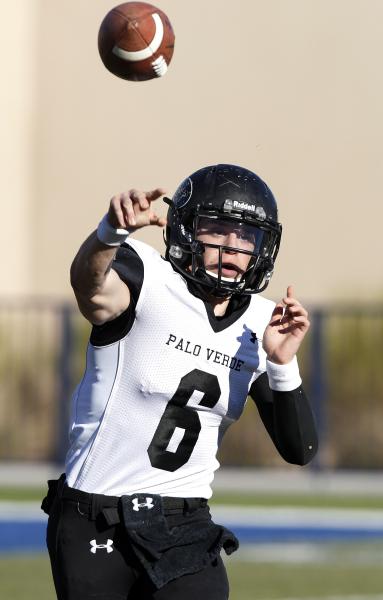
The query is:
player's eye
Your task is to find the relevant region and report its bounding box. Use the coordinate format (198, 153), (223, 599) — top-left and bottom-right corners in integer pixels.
(197, 225), (226, 237)
(237, 231), (254, 242)
(210, 227), (226, 237)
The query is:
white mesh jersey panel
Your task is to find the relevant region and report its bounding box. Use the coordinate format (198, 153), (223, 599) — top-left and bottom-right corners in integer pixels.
(65, 342), (121, 486)
(66, 239), (275, 498)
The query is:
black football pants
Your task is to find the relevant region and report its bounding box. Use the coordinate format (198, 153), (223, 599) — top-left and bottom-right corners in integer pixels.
(46, 494), (230, 600)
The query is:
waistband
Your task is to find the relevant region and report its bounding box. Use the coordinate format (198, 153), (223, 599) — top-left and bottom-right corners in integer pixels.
(54, 475), (208, 523)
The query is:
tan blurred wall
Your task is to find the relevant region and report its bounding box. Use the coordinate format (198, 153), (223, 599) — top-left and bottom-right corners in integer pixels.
(2, 0), (383, 304)
(1, 1), (39, 295)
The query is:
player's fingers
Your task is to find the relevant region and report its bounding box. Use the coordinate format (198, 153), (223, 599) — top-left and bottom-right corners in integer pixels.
(120, 192), (137, 226)
(148, 212), (166, 227)
(284, 285), (302, 307)
(287, 285), (294, 298)
(283, 295), (302, 308)
(269, 303), (284, 325)
(129, 189), (150, 211)
(292, 315), (310, 327)
(145, 187), (167, 201)
(286, 315), (310, 329)
(278, 316), (310, 334)
(285, 305), (309, 319)
(109, 194), (127, 228)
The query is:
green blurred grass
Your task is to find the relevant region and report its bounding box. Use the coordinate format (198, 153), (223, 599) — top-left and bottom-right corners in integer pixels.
(0, 555), (54, 600)
(0, 553), (382, 600)
(211, 492), (383, 509)
(1, 487), (383, 509)
(226, 559), (383, 599)
(0, 488), (45, 502)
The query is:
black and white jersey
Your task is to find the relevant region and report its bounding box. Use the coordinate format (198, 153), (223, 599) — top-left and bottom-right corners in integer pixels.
(65, 239), (305, 498)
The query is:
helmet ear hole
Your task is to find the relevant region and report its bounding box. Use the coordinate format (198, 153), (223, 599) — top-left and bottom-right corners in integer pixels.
(169, 245), (183, 259)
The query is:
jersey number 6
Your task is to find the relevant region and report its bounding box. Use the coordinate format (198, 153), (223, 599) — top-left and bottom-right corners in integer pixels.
(147, 369), (221, 472)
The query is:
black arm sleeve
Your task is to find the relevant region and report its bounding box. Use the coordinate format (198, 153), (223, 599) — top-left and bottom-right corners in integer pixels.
(249, 372), (318, 465)
(90, 243), (144, 346)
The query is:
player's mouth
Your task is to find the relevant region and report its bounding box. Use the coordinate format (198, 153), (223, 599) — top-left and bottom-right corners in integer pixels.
(206, 262), (244, 281)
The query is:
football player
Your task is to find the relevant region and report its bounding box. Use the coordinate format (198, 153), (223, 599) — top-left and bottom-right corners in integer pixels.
(43, 164), (318, 600)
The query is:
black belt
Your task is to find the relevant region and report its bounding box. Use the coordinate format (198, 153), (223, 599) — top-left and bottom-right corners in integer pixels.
(56, 476), (207, 524)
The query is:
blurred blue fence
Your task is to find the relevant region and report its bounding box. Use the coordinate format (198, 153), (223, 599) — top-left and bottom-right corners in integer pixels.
(0, 299), (382, 468)
(2, 504), (383, 554)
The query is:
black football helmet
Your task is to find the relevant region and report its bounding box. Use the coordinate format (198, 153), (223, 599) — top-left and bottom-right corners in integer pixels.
(164, 164), (282, 297)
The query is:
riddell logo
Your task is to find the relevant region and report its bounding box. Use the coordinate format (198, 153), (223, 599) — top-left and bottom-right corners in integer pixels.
(232, 200), (256, 212)
(223, 198), (266, 220)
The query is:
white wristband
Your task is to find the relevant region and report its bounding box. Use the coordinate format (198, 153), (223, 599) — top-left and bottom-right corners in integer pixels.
(96, 214), (130, 247)
(266, 356), (302, 391)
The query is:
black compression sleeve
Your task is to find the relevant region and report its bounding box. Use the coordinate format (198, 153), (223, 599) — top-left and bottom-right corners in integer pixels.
(90, 243), (144, 346)
(249, 372), (318, 465)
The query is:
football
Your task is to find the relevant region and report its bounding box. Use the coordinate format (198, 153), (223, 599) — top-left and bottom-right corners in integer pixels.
(98, 2), (175, 81)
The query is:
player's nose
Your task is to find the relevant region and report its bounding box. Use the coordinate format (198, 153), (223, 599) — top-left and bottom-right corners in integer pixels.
(224, 231), (239, 250)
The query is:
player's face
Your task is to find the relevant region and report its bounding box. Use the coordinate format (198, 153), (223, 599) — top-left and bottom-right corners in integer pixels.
(196, 217), (255, 280)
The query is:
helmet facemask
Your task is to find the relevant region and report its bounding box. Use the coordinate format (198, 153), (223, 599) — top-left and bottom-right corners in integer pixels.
(166, 206), (281, 297)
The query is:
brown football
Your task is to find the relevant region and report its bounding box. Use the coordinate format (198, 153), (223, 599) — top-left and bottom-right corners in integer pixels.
(98, 2), (175, 81)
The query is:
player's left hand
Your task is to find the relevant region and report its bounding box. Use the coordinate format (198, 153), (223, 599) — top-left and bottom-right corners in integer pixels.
(262, 285), (310, 365)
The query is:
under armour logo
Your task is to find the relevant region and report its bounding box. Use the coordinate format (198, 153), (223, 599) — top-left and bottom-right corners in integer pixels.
(250, 331), (258, 344)
(132, 497), (154, 511)
(90, 539), (114, 554)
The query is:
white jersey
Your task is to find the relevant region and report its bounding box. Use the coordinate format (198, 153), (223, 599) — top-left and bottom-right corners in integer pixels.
(65, 239), (276, 498)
